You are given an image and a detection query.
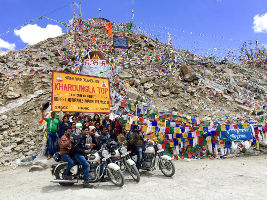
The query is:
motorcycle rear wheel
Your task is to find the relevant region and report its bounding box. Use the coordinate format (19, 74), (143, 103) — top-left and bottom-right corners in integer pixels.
(126, 163), (140, 183)
(54, 164), (75, 186)
(159, 159), (175, 177)
(107, 168), (124, 187)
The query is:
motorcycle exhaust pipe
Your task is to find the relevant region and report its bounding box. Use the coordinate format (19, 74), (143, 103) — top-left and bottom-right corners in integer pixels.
(51, 179), (78, 183)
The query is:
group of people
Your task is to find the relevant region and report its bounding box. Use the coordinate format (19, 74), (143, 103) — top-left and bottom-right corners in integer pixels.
(41, 108), (145, 188)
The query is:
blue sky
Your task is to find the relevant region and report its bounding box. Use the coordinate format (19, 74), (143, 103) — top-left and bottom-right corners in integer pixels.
(0, 0), (266, 58)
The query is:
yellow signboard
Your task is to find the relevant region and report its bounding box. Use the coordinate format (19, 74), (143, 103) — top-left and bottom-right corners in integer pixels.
(52, 71), (111, 113)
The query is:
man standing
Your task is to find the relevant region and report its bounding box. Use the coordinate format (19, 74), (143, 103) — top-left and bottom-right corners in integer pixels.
(130, 125), (144, 170)
(41, 109), (59, 159)
(71, 126), (93, 188)
(102, 114), (112, 127)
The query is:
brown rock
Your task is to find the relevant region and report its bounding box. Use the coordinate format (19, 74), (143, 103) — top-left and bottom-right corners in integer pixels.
(180, 65), (198, 82)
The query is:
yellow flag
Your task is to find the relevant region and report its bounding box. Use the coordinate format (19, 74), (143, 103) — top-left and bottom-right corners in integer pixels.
(142, 125), (147, 132)
(131, 105), (136, 111)
(175, 127), (181, 133)
(126, 124), (131, 131)
(151, 126), (155, 132)
(256, 140), (260, 150)
(182, 132), (188, 138)
(133, 116), (138, 121)
(243, 123), (248, 129)
(170, 142), (174, 147)
(221, 125), (226, 131)
(207, 139), (211, 145)
(160, 134), (165, 140)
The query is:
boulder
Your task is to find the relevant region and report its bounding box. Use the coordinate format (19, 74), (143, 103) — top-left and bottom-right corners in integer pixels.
(29, 165), (45, 172)
(126, 87), (140, 100)
(134, 79), (141, 86)
(180, 65), (198, 82)
(161, 91), (170, 97)
(170, 88), (180, 94)
(140, 76), (150, 84)
(0, 125), (9, 131)
(16, 120), (23, 125)
(33, 157), (54, 169)
(118, 71), (133, 79)
(144, 82), (153, 89)
(145, 89), (154, 96)
(237, 81), (248, 88)
(0, 115), (7, 120)
(5, 91), (21, 99)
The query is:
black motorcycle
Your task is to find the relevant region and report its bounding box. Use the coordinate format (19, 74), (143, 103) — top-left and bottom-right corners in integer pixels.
(50, 145), (125, 187)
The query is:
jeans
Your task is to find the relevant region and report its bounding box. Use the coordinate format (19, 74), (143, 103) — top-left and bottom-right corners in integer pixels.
(47, 132), (58, 156)
(135, 146), (143, 169)
(74, 154), (90, 180)
(100, 163), (106, 177)
(61, 154), (74, 174)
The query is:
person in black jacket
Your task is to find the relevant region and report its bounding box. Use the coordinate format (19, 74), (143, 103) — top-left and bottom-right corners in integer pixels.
(97, 126), (111, 149)
(71, 126), (93, 188)
(97, 126), (112, 182)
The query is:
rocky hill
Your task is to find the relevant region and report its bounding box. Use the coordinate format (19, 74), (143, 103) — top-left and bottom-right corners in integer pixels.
(0, 18), (266, 165)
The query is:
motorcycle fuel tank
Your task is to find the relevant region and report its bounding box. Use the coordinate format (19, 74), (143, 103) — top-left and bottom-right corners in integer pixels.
(110, 149), (120, 157)
(144, 146), (155, 154)
(88, 152), (101, 162)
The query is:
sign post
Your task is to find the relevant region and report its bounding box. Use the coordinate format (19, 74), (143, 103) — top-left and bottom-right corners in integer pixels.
(113, 35), (128, 49)
(52, 71), (111, 113)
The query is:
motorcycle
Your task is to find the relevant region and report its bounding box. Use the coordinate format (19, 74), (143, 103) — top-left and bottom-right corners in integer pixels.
(110, 144), (140, 182)
(131, 141), (175, 177)
(50, 145), (125, 187)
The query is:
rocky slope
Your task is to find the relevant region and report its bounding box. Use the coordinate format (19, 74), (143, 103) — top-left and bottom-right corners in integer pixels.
(0, 18), (266, 165)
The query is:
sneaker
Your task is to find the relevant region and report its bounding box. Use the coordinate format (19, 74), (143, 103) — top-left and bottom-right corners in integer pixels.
(83, 180), (93, 188)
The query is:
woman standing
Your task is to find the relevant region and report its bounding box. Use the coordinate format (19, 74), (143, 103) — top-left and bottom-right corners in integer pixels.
(58, 115), (70, 138)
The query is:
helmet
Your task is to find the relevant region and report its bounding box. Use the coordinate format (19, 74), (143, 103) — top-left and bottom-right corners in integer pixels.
(108, 141), (118, 150)
(53, 152), (61, 162)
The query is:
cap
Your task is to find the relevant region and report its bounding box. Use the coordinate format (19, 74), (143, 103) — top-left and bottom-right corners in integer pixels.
(89, 126), (96, 132)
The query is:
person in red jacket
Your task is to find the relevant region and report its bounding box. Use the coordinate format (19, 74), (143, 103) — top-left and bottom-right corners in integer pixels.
(114, 117), (123, 141)
(59, 128), (74, 179)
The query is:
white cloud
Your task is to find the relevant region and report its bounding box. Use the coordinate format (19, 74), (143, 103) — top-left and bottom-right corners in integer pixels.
(0, 38), (16, 50)
(14, 24), (63, 45)
(253, 13), (267, 33)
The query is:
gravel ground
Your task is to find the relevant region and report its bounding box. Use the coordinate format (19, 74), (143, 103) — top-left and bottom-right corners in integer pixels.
(1, 155), (267, 200)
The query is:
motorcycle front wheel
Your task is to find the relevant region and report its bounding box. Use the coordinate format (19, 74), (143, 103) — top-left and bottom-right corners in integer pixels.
(126, 163), (140, 183)
(159, 159), (175, 177)
(107, 168), (124, 187)
(54, 164), (75, 186)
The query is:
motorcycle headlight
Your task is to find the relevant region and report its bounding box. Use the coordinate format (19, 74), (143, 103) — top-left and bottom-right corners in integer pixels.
(102, 150), (109, 158)
(120, 146), (127, 155)
(157, 144), (162, 150)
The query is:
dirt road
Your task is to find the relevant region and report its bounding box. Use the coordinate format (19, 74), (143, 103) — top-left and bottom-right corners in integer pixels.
(1, 155), (267, 200)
